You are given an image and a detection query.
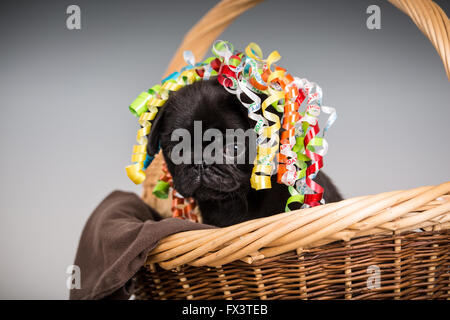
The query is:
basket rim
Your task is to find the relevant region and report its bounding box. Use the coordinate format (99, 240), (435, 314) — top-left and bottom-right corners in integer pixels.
(146, 181), (450, 270)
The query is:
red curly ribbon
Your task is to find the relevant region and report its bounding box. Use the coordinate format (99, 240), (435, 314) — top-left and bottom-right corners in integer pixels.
(303, 122), (324, 207)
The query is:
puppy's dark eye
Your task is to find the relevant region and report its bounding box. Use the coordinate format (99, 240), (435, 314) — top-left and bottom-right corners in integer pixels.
(224, 142), (245, 158)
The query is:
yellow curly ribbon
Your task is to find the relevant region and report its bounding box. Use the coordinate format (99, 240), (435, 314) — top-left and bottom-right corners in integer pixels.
(126, 69), (202, 184)
(246, 43), (283, 190)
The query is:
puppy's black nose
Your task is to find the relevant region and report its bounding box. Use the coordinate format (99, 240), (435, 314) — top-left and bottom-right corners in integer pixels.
(200, 165), (244, 193)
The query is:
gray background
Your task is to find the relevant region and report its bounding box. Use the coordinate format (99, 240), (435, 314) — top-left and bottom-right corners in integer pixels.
(0, 0), (449, 299)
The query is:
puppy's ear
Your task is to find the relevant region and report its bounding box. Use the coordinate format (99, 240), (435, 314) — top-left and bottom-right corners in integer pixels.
(146, 107), (165, 156)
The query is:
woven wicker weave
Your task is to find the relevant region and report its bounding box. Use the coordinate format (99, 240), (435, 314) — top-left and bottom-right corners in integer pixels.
(136, 229), (449, 300)
(135, 0), (450, 300)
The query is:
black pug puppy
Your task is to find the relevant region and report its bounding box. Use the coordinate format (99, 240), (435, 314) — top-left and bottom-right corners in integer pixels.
(147, 78), (342, 227)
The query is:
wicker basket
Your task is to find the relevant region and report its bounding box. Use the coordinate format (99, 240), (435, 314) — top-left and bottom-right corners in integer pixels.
(134, 0), (450, 300)
(135, 183), (450, 300)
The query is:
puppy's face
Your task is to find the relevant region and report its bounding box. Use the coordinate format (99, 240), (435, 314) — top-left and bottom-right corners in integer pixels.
(147, 79), (256, 203)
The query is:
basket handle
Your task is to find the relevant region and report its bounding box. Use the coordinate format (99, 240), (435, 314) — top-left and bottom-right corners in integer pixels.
(388, 0), (449, 80)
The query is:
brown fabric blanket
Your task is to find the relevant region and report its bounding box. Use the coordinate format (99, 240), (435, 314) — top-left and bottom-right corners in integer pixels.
(70, 190), (215, 300)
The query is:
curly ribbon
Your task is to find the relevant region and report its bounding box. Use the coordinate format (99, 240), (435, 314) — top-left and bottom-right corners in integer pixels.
(126, 40), (337, 213)
(172, 191), (198, 222)
(243, 43), (335, 206)
(245, 43), (282, 190)
(275, 69), (301, 187)
(210, 41), (285, 190)
(284, 78), (335, 209)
